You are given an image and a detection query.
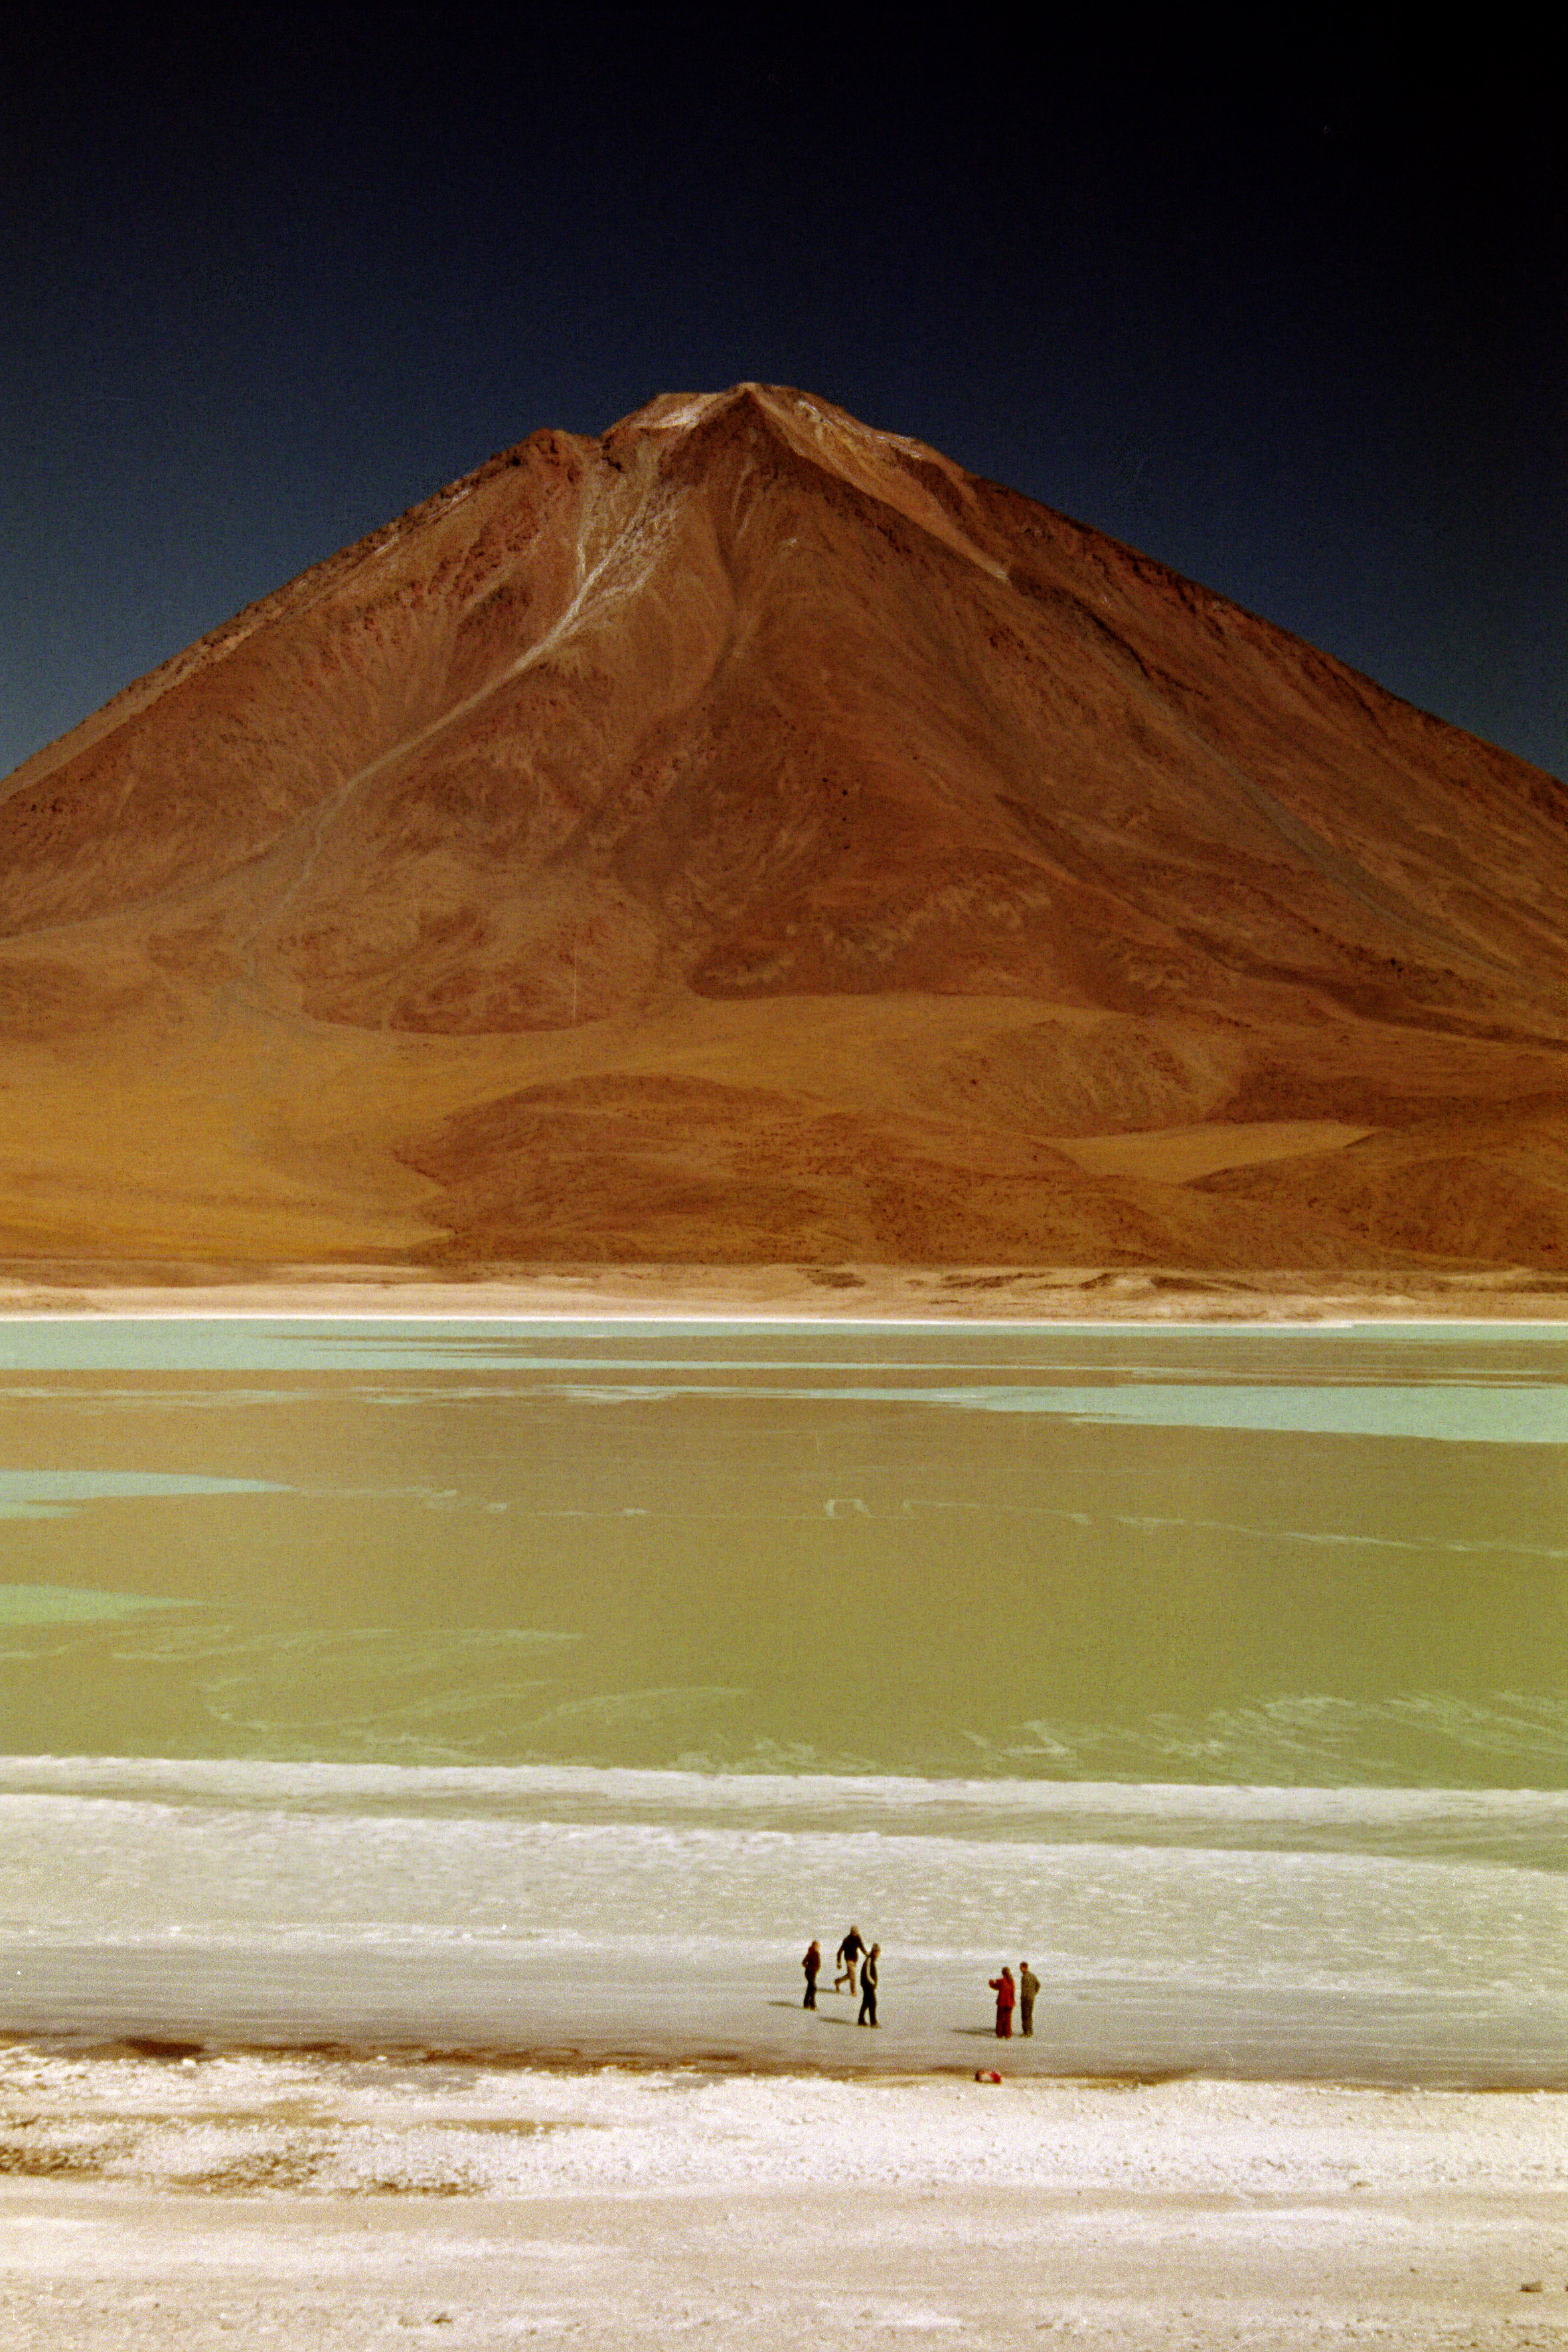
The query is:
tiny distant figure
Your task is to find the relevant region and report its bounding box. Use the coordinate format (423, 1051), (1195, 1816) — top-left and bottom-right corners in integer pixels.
(858, 1943), (880, 2027)
(802, 1940), (821, 2009)
(988, 1966), (1016, 2039)
(834, 1925), (866, 1994)
(1018, 1961), (1040, 2038)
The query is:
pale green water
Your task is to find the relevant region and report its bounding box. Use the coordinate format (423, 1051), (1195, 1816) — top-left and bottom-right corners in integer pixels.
(1, 1318), (1565, 1784)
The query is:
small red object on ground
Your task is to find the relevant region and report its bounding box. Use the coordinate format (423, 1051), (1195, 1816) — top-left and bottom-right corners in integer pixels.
(975, 2069), (1002, 2083)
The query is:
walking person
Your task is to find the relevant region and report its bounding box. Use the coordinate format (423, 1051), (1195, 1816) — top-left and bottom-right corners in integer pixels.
(988, 1965), (1016, 2039)
(834, 1925), (866, 1994)
(857, 1943), (880, 2027)
(1018, 1960), (1039, 2037)
(802, 1940), (821, 2009)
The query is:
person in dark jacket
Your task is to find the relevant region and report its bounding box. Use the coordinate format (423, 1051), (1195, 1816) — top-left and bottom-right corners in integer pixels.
(988, 1966), (1016, 2038)
(834, 1925), (866, 1994)
(802, 1940), (821, 2008)
(858, 1943), (880, 2027)
(1018, 1960), (1040, 2037)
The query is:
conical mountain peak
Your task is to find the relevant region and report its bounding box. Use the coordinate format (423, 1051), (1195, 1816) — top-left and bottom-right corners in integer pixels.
(2, 390), (1565, 1274)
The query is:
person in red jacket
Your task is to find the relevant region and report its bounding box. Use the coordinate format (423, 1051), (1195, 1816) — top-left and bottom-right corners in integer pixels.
(988, 1966), (1016, 2038)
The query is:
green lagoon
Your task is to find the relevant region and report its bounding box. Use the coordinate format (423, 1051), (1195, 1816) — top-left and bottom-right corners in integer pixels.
(1, 1318), (1564, 1786)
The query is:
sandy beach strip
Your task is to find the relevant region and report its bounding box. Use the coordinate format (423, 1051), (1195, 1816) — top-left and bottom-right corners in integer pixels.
(3, 2055), (1567, 2348)
(3, 1260), (1568, 1323)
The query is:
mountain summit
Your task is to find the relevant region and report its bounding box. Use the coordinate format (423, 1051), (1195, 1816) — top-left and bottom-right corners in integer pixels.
(4, 384), (1567, 1271)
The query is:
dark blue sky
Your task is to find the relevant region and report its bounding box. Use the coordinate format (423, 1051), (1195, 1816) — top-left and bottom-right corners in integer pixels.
(3, 12), (1563, 781)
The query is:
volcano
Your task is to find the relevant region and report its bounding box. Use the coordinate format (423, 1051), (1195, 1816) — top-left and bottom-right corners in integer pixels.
(4, 383), (1567, 1275)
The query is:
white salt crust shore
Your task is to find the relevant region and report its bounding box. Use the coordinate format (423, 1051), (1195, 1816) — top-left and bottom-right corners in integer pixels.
(5, 1263), (1568, 1322)
(3, 2057), (1568, 2347)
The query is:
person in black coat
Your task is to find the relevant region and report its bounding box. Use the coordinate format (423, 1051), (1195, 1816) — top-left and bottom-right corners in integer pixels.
(802, 1940), (821, 2008)
(857, 1942), (880, 2026)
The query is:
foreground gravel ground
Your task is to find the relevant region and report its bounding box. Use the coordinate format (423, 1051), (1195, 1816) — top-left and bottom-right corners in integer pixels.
(3, 2053), (1567, 2347)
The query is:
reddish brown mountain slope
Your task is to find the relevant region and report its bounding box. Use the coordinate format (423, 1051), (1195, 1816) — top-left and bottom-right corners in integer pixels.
(3, 383), (1567, 1271)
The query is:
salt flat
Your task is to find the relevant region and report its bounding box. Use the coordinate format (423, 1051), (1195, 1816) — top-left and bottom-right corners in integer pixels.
(3, 2059), (1567, 2348)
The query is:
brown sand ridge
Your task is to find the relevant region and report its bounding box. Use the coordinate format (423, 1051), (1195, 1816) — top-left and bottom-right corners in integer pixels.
(4, 382), (1568, 1294)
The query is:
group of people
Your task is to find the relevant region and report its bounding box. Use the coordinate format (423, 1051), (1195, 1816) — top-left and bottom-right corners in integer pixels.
(986, 1962), (1040, 2037)
(801, 1925), (880, 2025)
(801, 1934), (1040, 2039)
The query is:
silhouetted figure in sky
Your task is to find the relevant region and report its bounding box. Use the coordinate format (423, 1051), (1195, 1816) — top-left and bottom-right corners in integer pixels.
(834, 1925), (865, 1994)
(1018, 1961), (1039, 2037)
(858, 1943), (880, 2027)
(989, 1966), (1015, 2038)
(802, 1940), (821, 2008)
